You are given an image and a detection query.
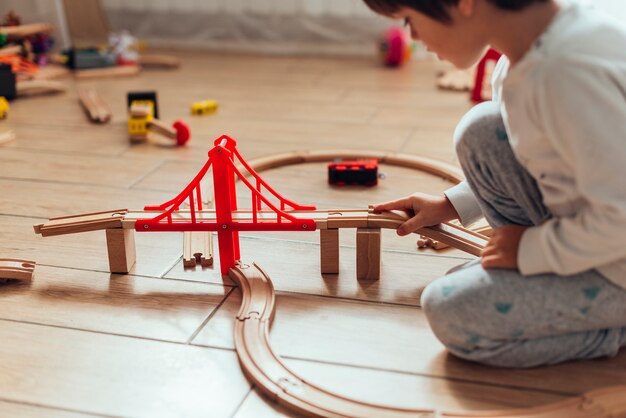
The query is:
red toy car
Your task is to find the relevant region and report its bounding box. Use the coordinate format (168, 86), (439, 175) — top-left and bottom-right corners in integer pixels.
(328, 159), (378, 186)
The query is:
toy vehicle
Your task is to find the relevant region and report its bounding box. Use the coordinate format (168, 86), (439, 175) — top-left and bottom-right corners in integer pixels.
(127, 91), (159, 118)
(191, 100), (218, 115)
(127, 98), (190, 146)
(128, 100), (154, 141)
(328, 159), (378, 186)
(0, 97), (8, 119)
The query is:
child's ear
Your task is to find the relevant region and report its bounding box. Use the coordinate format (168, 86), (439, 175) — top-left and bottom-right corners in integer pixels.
(457, 0), (476, 17)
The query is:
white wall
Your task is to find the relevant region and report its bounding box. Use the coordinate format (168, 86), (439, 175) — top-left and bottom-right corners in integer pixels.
(101, 0), (401, 57)
(101, 0), (375, 18)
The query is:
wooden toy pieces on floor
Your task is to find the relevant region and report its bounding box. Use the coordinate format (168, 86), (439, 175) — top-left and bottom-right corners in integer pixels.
(127, 97), (190, 146)
(320, 227), (381, 280)
(0, 259), (36, 282)
(418, 223), (492, 252)
(183, 232), (214, 268)
(78, 88), (111, 123)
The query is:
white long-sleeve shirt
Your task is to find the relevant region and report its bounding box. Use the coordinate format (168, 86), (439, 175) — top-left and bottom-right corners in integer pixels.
(445, 1), (626, 289)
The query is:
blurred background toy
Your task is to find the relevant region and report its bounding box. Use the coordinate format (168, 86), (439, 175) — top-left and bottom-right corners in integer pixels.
(378, 27), (413, 67)
(127, 91), (190, 146)
(0, 96), (9, 118)
(328, 159), (379, 187)
(190, 99), (217, 115)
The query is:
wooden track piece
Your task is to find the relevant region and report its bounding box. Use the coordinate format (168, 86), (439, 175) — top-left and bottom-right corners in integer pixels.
(419, 224), (492, 251)
(327, 211), (369, 229)
(367, 209), (487, 257)
(138, 54), (181, 69)
(34, 208), (486, 257)
(245, 150), (464, 184)
(105, 229), (136, 274)
(148, 119), (176, 139)
(16, 80), (66, 97)
(0, 130), (16, 146)
(228, 262), (626, 418)
(356, 228), (381, 280)
(0, 259), (35, 281)
(183, 231), (214, 267)
(229, 262), (435, 418)
(74, 65), (140, 79)
(34, 209), (127, 237)
(320, 229), (339, 274)
(0, 23), (54, 39)
(78, 88), (112, 123)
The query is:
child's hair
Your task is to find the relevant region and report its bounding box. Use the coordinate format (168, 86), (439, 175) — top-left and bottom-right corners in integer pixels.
(363, 0), (547, 22)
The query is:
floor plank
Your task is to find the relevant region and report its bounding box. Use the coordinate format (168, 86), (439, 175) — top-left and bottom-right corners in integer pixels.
(232, 359), (566, 417)
(196, 289), (626, 395)
(165, 236), (467, 303)
(0, 265), (232, 343)
(0, 400), (99, 418)
(4, 215), (182, 278)
(0, 148), (161, 188)
(0, 321), (250, 418)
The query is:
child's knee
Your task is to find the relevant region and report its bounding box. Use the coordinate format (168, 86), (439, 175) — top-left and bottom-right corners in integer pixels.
(421, 277), (474, 346)
(453, 101), (505, 163)
(421, 268), (500, 351)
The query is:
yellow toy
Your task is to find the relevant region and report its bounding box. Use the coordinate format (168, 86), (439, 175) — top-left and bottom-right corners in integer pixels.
(127, 99), (190, 146)
(128, 100), (154, 141)
(190, 100), (218, 115)
(0, 97), (9, 119)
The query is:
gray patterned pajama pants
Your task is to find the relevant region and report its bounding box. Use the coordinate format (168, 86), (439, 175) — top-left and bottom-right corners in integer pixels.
(420, 101), (626, 368)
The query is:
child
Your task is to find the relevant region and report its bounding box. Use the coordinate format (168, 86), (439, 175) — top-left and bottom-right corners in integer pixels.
(367, 0), (626, 367)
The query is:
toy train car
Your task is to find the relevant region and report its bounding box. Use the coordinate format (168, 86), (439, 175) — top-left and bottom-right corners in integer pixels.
(328, 159), (378, 186)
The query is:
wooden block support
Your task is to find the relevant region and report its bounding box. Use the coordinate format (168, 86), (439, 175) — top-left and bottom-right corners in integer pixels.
(356, 228), (381, 280)
(105, 229), (136, 274)
(320, 229), (339, 274)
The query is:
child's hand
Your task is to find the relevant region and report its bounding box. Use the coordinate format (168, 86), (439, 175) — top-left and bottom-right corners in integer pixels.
(372, 192), (459, 236)
(481, 225), (528, 270)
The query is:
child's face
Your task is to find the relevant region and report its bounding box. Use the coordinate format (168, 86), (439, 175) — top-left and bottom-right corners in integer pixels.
(396, 5), (489, 69)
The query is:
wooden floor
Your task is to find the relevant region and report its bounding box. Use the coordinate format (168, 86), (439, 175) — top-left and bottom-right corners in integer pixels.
(1, 51), (625, 418)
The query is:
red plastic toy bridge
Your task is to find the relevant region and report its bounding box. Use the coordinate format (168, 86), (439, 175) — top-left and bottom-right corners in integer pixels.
(135, 134), (317, 274)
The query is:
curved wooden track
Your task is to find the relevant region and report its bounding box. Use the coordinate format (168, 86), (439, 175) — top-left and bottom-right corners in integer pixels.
(0, 258), (36, 281)
(244, 149), (464, 184)
(229, 263), (626, 418)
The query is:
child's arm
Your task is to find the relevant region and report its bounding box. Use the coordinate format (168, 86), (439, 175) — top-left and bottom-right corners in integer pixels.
(443, 181), (484, 226)
(518, 61), (626, 276)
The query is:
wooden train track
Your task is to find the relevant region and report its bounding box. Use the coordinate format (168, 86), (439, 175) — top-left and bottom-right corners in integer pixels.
(32, 150), (625, 415)
(33, 208), (487, 257)
(78, 88), (112, 123)
(230, 262), (626, 418)
(0, 259), (35, 281)
(244, 150), (464, 184)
